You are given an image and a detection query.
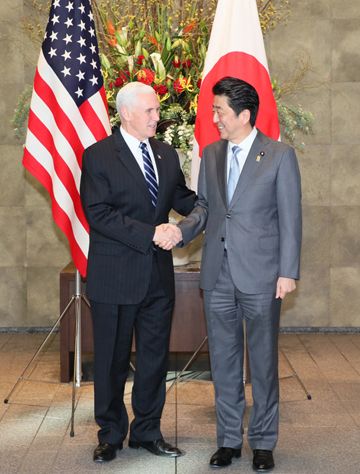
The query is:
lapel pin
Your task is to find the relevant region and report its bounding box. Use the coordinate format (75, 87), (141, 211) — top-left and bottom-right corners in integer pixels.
(256, 151), (265, 162)
(157, 154), (162, 160)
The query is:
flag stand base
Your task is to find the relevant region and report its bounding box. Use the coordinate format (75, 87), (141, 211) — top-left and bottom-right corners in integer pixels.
(3, 269), (87, 437)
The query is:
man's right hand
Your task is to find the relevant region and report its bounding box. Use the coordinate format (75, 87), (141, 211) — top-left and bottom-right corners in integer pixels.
(153, 224), (182, 250)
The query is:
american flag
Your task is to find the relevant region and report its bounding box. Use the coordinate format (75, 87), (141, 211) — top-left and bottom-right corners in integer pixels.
(23, 0), (111, 276)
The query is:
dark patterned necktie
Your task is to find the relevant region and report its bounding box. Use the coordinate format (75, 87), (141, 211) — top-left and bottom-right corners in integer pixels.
(139, 142), (158, 206)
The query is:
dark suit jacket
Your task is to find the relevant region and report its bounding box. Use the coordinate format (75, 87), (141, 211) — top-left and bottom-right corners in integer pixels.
(179, 130), (302, 293)
(80, 128), (196, 304)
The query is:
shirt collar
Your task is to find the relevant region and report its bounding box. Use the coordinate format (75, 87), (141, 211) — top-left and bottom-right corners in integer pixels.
(120, 126), (150, 149)
(228, 127), (258, 155)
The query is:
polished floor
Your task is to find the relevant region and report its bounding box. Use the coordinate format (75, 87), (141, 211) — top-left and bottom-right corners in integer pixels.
(0, 333), (360, 473)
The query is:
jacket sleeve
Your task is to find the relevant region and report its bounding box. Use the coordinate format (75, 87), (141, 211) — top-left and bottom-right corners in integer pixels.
(170, 150), (197, 217)
(177, 155), (208, 245)
(276, 147), (302, 279)
(80, 148), (155, 254)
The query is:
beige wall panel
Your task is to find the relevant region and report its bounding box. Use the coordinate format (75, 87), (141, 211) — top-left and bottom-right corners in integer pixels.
(301, 206), (331, 269)
(26, 267), (60, 326)
(331, 0), (360, 19)
(0, 145), (25, 207)
(331, 145), (360, 206)
(332, 19), (360, 82)
(299, 145), (331, 206)
(0, 267), (26, 326)
(26, 206), (70, 267)
(330, 206), (360, 268)
(0, 207), (26, 267)
(330, 267), (360, 326)
(281, 265), (330, 327)
(332, 83), (360, 144)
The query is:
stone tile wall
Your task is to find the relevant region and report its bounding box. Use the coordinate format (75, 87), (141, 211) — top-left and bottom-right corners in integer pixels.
(0, 1), (359, 327)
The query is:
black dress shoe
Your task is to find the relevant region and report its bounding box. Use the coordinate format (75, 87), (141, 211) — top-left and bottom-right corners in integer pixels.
(93, 442), (122, 463)
(209, 447), (242, 468)
(129, 438), (183, 457)
(253, 450), (274, 472)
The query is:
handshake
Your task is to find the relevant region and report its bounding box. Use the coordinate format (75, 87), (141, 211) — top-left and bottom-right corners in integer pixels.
(153, 223), (182, 250)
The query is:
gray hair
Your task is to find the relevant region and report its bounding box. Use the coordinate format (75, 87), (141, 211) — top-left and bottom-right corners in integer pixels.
(116, 82), (156, 115)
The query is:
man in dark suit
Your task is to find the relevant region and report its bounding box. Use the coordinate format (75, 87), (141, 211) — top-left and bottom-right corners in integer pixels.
(174, 77), (302, 471)
(80, 81), (196, 463)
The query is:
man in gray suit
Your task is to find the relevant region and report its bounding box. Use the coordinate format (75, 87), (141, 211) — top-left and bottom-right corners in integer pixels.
(174, 77), (302, 471)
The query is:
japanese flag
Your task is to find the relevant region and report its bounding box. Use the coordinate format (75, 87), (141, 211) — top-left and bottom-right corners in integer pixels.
(191, 0), (280, 189)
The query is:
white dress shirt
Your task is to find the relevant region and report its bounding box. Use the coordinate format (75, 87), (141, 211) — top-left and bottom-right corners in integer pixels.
(227, 127), (258, 181)
(120, 126), (159, 182)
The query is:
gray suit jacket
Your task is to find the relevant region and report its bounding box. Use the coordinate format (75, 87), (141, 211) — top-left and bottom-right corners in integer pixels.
(179, 130), (302, 293)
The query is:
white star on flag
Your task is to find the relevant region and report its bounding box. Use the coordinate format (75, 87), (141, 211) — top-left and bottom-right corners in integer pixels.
(65, 1), (74, 12)
(64, 18), (73, 28)
(77, 53), (86, 64)
(63, 34), (72, 44)
(51, 14), (60, 25)
(62, 50), (71, 61)
(50, 31), (58, 41)
(76, 70), (85, 81)
(61, 65), (71, 77)
(77, 37), (86, 47)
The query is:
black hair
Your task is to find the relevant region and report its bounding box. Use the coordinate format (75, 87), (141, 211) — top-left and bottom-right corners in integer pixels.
(212, 77), (259, 127)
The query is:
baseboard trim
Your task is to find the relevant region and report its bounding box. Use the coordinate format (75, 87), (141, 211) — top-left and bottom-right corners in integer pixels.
(0, 326), (360, 333)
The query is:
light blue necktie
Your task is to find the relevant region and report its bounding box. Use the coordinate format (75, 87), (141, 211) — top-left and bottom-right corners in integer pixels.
(140, 142), (158, 207)
(227, 145), (241, 203)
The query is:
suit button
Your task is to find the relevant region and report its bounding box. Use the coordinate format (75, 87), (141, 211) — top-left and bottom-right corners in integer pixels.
(221, 237), (225, 242)
(226, 214), (231, 218)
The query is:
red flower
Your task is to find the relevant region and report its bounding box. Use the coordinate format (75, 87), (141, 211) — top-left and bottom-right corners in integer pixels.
(108, 81), (114, 89)
(182, 59), (192, 68)
(173, 78), (185, 94)
(136, 68), (155, 85)
(115, 76), (125, 87)
(107, 37), (117, 47)
(107, 20), (115, 36)
(153, 84), (168, 96)
(197, 78), (202, 89)
(148, 35), (160, 48)
(136, 55), (145, 65)
(183, 20), (197, 34)
(172, 57), (181, 68)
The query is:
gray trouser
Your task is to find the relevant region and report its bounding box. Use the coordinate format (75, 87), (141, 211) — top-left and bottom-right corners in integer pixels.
(203, 253), (281, 450)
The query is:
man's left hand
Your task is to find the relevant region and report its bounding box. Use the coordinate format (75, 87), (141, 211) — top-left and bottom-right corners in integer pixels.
(276, 277), (296, 299)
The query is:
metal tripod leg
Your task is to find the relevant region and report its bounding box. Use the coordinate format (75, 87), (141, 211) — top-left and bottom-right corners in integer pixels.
(166, 336), (208, 393)
(3, 296), (76, 404)
(280, 348), (312, 400)
(3, 269), (88, 437)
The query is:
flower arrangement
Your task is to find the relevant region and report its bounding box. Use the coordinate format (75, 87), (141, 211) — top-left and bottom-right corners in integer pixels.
(93, 0), (217, 175)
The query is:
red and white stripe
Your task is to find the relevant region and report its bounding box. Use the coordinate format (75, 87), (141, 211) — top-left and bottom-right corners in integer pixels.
(23, 50), (111, 276)
(191, 0), (280, 190)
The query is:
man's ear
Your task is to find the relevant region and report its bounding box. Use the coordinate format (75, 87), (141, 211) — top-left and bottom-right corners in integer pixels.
(120, 105), (131, 121)
(240, 109), (251, 125)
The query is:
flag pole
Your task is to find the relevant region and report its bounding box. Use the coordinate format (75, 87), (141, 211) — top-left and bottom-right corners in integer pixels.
(70, 269), (83, 437)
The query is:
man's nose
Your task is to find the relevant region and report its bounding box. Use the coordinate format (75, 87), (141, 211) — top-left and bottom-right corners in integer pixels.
(213, 111), (219, 123)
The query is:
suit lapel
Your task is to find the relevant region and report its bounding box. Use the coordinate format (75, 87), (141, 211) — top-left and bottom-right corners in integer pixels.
(230, 131), (271, 205)
(215, 140), (228, 207)
(114, 129), (149, 192)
